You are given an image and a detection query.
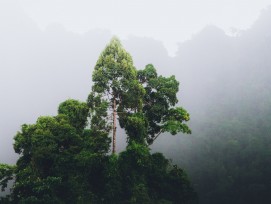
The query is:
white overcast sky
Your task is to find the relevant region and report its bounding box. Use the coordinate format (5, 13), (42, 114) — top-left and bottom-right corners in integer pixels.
(17, 0), (271, 55)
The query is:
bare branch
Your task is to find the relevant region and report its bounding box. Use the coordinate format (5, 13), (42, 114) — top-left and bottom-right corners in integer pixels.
(149, 129), (163, 146)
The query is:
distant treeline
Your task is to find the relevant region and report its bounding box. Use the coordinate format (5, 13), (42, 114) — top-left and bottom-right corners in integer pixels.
(159, 8), (271, 204)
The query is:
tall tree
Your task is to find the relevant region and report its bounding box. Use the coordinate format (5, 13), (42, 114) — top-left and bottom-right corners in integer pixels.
(91, 37), (145, 153)
(91, 38), (191, 150)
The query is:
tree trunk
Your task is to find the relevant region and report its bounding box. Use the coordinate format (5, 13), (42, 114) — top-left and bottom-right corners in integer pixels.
(112, 97), (117, 154)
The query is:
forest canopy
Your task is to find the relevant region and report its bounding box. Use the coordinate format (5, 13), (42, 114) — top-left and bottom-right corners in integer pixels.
(0, 37), (196, 203)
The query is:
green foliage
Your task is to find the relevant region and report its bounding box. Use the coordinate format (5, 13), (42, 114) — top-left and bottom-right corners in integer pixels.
(58, 99), (89, 132)
(13, 114), (82, 203)
(10, 99), (112, 203)
(103, 143), (197, 204)
(87, 92), (111, 134)
(93, 37), (136, 92)
(87, 93), (112, 154)
(123, 113), (148, 145)
(138, 64), (191, 144)
(0, 164), (15, 192)
(92, 37), (144, 111)
(0, 38), (196, 203)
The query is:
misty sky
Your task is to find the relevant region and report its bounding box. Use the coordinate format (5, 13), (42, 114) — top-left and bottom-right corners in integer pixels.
(18, 0), (271, 55)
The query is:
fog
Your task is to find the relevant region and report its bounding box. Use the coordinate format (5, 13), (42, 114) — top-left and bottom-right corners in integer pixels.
(1, 0), (271, 203)
(17, 0), (271, 55)
(154, 7), (271, 203)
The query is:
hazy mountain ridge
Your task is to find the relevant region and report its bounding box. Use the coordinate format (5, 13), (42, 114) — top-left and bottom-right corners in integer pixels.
(161, 7), (271, 204)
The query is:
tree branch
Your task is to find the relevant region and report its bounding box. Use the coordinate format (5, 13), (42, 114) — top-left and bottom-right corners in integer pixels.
(149, 129), (163, 145)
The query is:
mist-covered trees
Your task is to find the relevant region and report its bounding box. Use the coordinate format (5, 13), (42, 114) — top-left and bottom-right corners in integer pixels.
(166, 15), (271, 203)
(0, 38), (196, 203)
(90, 38), (191, 149)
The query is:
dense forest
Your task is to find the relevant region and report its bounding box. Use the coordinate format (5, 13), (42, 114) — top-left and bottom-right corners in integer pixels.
(0, 38), (197, 203)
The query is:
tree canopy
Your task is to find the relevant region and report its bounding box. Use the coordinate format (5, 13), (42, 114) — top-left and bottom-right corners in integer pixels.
(0, 37), (196, 204)
(91, 38), (191, 149)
